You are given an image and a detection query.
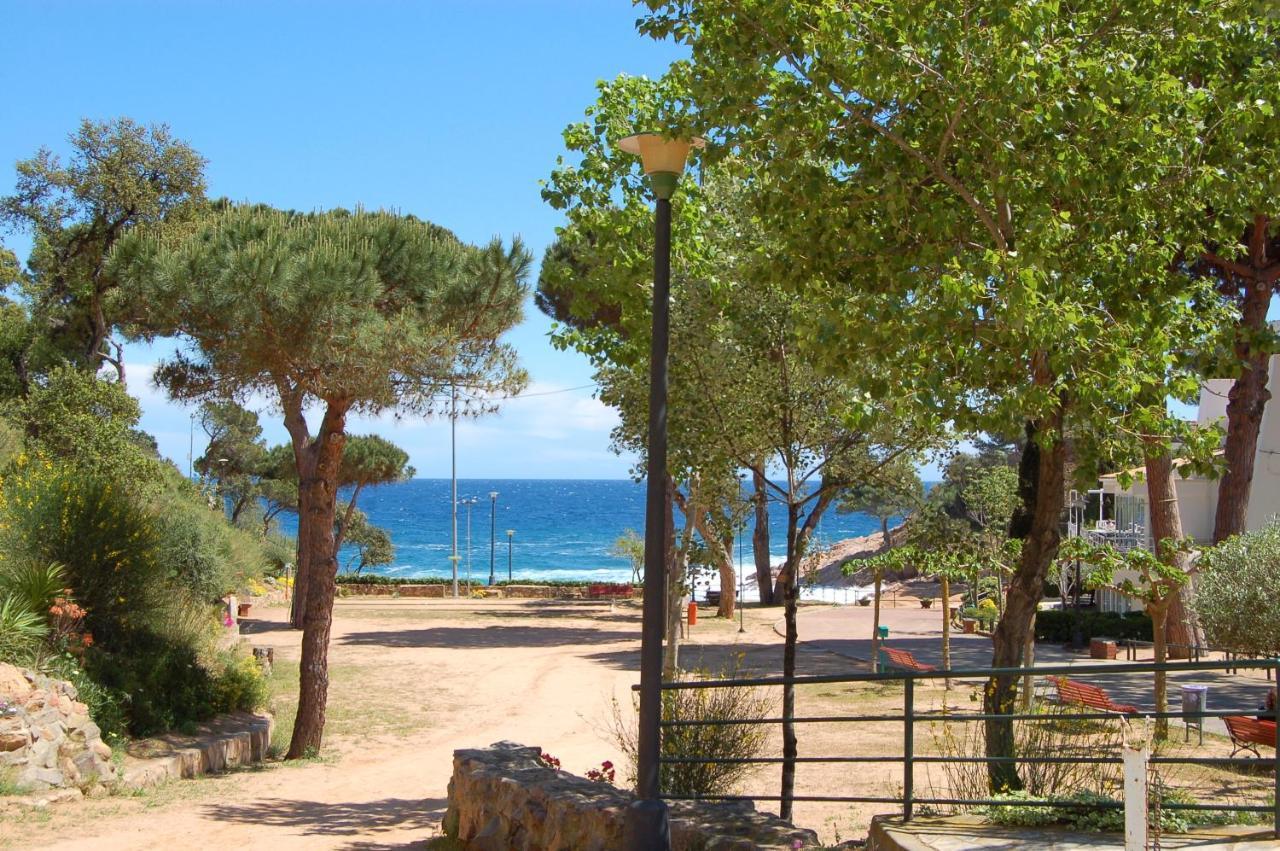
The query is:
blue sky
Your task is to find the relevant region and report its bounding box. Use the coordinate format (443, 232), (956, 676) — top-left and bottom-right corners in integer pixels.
(0, 0), (692, 479)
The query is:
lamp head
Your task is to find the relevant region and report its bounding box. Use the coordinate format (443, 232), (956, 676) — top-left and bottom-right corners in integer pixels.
(489, 491), (499, 499)
(506, 529), (514, 537)
(617, 133), (706, 200)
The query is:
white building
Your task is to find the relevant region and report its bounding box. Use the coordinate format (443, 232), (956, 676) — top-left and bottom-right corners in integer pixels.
(1092, 351), (1280, 612)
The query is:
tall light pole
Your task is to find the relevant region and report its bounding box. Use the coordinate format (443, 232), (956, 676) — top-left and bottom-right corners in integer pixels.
(617, 130), (704, 851)
(461, 496), (478, 593)
(506, 529), (514, 582)
(450, 383), (459, 598)
(487, 490), (499, 586)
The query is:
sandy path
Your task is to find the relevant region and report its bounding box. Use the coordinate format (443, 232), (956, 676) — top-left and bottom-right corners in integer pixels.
(5, 598), (655, 851)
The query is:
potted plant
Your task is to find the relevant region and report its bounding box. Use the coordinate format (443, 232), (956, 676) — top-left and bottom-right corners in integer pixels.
(920, 598), (934, 608)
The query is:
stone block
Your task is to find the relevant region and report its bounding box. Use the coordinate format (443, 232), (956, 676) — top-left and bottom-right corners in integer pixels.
(397, 584), (445, 598)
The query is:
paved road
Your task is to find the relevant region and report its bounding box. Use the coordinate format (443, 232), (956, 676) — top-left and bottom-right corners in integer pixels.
(792, 604), (1277, 737)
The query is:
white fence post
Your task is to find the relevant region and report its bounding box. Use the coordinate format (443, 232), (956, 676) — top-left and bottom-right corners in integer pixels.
(1122, 743), (1149, 851)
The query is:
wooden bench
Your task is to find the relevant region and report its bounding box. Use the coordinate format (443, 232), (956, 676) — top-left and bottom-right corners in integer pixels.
(880, 647), (936, 672)
(1223, 716), (1278, 758)
(1052, 677), (1140, 715)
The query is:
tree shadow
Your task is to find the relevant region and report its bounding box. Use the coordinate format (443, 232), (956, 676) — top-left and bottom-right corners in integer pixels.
(239, 618), (298, 635)
(583, 639), (864, 679)
(203, 796), (446, 838)
(479, 603), (637, 624)
(338, 624), (638, 649)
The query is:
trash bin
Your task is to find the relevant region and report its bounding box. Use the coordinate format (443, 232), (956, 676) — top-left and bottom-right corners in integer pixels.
(1181, 683), (1208, 744)
(877, 625), (890, 640)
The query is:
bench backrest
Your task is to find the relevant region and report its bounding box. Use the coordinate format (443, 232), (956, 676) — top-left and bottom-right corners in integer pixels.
(1056, 678), (1114, 709)
(1224, 715), (1277, 747)
(883, 648), (920, 668)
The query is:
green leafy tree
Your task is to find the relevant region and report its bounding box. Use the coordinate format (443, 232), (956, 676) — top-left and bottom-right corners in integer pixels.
(0, 118), (206, 382)
(196, 401), (269, 524)
(838, 453), (923, 540)
(338, 506), (394, 573)
(543, 75), (937, 816)
(1063, 536), (1193, 740)
(636, 0), (1249, 790)
(16, 365), (162, 486)
(610, 529), (645, 584)
(112, 205), (528, 758)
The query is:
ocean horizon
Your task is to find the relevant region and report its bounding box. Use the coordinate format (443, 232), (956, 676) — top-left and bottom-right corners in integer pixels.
(282, 477), (894, 585)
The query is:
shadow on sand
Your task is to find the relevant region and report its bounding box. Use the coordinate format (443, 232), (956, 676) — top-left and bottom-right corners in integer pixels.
(204, 796), (446, 841)
(338, 624), (638, 649)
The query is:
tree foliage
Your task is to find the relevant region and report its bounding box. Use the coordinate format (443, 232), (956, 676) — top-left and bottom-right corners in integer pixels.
(0, 118), (206, 382)
(1195, 522), (1280, 658)
(112, 204), (528, 758)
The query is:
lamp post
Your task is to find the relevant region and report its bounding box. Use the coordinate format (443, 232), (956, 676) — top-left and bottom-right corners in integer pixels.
(450, 383), (459, 598)
(617, 130), (704, 851)
(507, 529), (514, 581)
(460, 497), (478, 593)
(488, 490), (499, 586)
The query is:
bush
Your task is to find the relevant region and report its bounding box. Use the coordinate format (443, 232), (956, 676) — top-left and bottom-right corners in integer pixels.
(1034, 609), (1152, 643)
(984, 788), (1263, 833)
(0, 597), (46, 666)
(609, 664), (774, 798)
(1, 459), (168, 648)
(153, 492), (268, 602)
(82, 628), (220, 737)
(1196, 521), (1280, 656)
(212, 649), (269, 713)
(960, 605), (997, 629)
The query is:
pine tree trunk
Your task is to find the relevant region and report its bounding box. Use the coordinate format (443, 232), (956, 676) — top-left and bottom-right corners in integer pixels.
(1213, 216), (1275, 544)
(287, 406), (348, 758)
(985, 414), (1066, 792)
(289, 483), (311, 630)
(753, 469), (774, 606)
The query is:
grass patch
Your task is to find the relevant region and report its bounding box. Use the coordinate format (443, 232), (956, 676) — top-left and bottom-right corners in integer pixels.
(0, 766), (26, 796)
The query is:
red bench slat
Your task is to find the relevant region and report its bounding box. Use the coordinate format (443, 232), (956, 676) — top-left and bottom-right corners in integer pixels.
(1053, 677), (1139, 714)
(881, 647), (936, 672)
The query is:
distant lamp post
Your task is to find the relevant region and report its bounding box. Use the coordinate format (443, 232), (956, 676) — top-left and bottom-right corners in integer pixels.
(617, 130), (704, 851)
(506, 529), (514, 581)
(460, 497), (479, 592)
(488, 490), (499, 586)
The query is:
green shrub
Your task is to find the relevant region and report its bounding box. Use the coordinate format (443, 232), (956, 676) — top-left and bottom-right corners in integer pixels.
(0, 596), (46, 665)
(984, 788), (1262, 833)
(153, 493), (268, 602)
(213, 650), (269, 713)
(0, 560), (65, 616)
(82, 628), (219, 737)
(1196, 521), (1280, 656)
(2, 459), (168, 649)
(1034, 609), (1152, 643)
(609, 664), (774, 798)
(959, 605), (997, 629)
(42, 652), (128, 744)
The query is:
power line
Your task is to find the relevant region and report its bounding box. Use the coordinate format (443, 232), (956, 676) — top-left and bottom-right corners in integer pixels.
(454, 383), (598, 402)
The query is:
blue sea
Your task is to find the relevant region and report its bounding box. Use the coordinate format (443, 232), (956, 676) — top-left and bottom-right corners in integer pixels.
(322, 478), (885, 584)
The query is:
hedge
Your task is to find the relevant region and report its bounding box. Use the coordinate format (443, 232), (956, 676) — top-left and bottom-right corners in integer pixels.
(335, 573), (623, 589)
(1034, 609), (1152, 643)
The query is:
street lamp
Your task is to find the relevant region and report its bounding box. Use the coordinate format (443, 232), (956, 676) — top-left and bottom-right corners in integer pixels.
(460, 497), (479, 593)
(617, 130), (704, 851)
(488, 490), (499, 586)
(506, 529), (514, 582)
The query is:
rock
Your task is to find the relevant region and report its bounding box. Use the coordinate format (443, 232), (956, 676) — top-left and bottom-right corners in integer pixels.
(0, 728), (30, 752)
(444, 741), (820, 850)
(0, 668), (117, 793)
(0, 663), (32, 701)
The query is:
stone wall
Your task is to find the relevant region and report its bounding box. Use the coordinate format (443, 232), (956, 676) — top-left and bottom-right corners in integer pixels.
(443, 741), (819, 850)
(0, 663), (117, 793)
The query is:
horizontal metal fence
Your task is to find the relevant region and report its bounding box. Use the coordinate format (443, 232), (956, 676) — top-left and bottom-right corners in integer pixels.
(651, 658), (1279, 837)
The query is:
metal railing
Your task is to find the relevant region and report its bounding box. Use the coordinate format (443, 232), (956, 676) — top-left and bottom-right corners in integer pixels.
(651, 658), (1280, 837)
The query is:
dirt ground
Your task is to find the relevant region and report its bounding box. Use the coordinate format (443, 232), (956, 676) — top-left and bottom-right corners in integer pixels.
(1, 597), (1271, 849)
